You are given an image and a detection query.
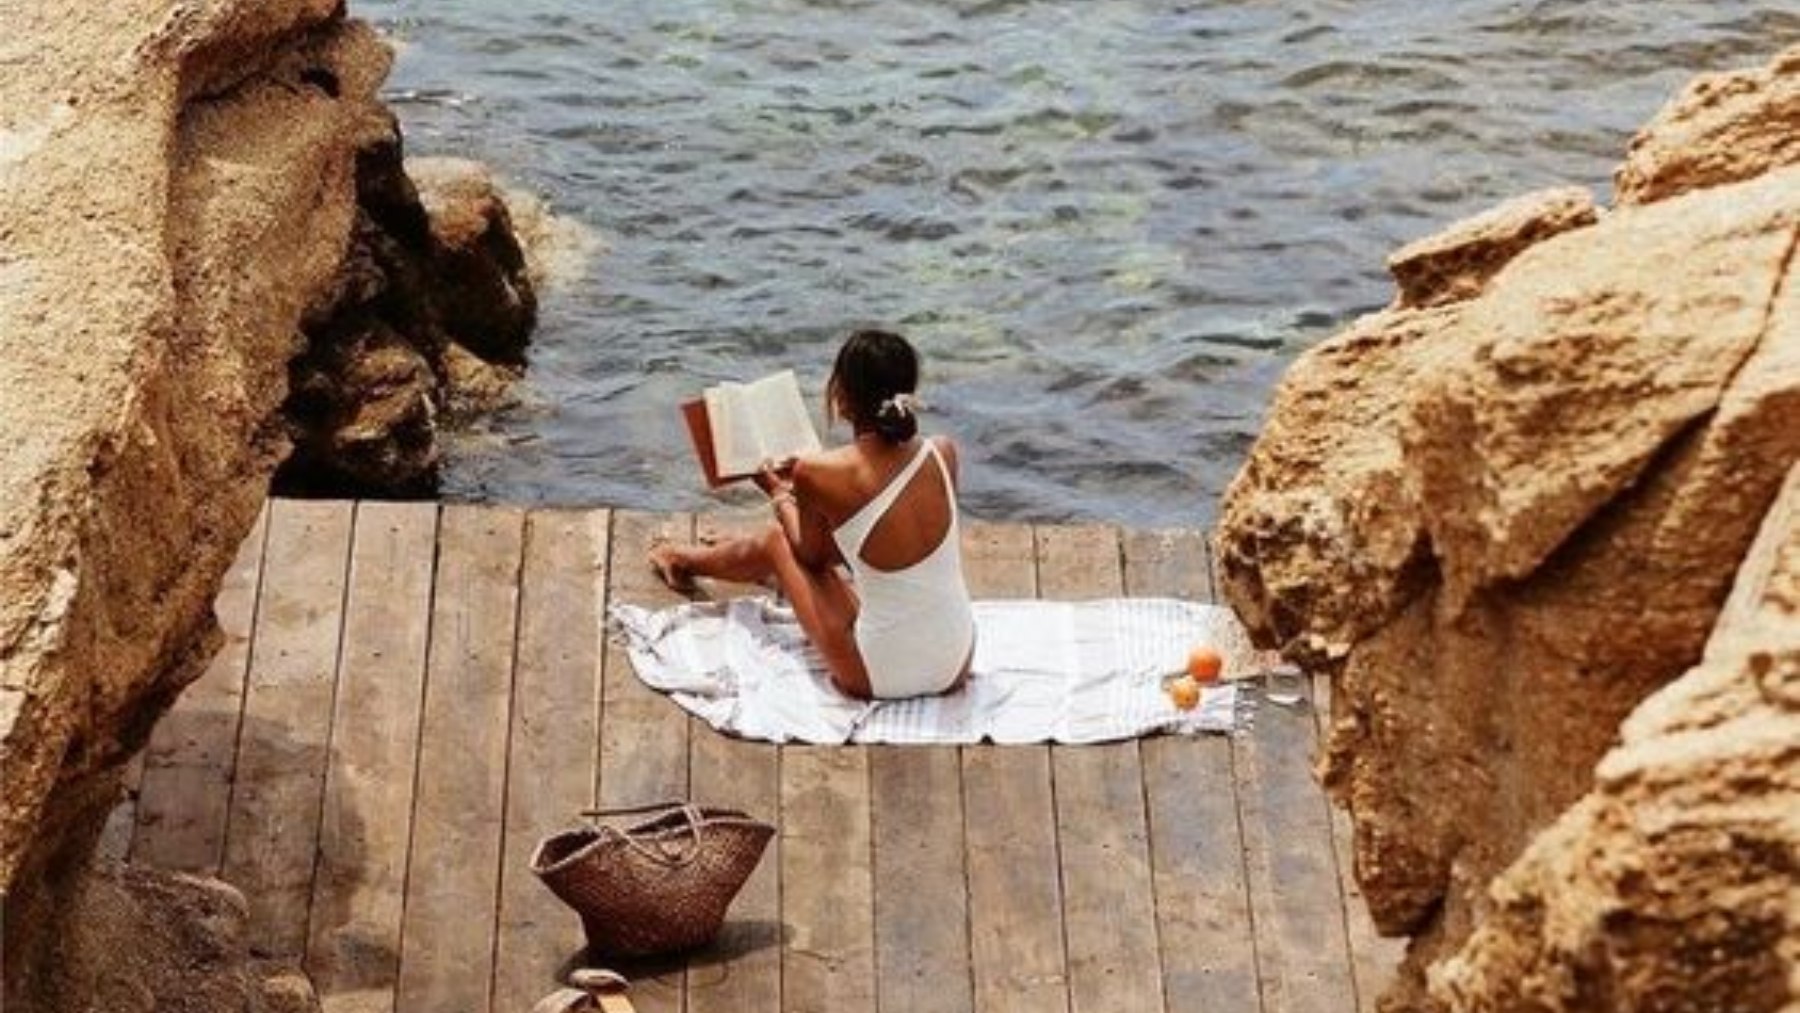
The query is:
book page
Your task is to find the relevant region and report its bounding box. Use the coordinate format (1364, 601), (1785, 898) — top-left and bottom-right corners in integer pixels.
(704, 381), (760, 478)
(705, 370), (821, 478)
(743, 370), (822, 466)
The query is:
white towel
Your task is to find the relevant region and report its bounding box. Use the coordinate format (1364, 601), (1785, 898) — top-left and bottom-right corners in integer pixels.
(608, 597), (1268, 745)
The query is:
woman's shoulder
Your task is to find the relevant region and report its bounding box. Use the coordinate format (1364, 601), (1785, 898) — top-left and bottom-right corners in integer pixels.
(791, 445), (865, 526)
(793, 443), (858, 473)
(791, 444), (858, 495)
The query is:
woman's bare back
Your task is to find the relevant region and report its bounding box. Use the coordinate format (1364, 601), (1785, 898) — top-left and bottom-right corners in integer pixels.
(797, 435), (961, 570)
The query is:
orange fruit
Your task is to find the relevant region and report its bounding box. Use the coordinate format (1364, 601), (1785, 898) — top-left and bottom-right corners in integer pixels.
(1187, 645), (1223, 683)
(1169, 675), (1201, 711)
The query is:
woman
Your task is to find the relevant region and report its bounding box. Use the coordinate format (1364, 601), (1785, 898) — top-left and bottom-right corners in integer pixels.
(649, 329), (975, 700)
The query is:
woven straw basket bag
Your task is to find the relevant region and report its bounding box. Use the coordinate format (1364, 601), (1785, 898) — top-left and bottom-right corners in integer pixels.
(531, 801), (775, 957)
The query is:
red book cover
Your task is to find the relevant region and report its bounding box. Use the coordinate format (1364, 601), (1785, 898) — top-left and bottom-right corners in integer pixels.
(681, 397), (731, 488)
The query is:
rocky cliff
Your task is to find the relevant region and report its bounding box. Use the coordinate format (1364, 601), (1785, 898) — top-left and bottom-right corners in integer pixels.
(1431, 462), (1799, 1010)
(1215, 46), (1799, 1010)
(0, 2), (534, 1008)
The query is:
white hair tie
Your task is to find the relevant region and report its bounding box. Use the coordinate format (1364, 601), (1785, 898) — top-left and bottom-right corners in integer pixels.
(879, 393), (925, 418)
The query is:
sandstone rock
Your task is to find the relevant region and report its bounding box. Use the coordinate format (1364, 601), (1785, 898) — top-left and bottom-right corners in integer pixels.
(1616, 44), (1800, 206)
(1429, 463), (1800, 1012)
(284, 322), (441, 495)
(0, 1), (385, 1008)
(13, 863), (321, 1013)
(1, 0), (385, 876)
(443, 340), (527, 415)
(1386, 187), (1597, 310)
(277, 145), (537, 495)
(257, 966), (325, 1013)
(1407, 167), (1798, 613)
(1213, 303), (1463, 667)
(410, 156), (538, 365)
(1, 0), (534, 1006)
(1215, 45), (1800, 1011)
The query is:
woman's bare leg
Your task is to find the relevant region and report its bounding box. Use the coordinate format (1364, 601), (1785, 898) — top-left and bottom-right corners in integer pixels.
(649, 532), (775, 589)
(649, 524), (873, 699)
(754, 524), (873, 699)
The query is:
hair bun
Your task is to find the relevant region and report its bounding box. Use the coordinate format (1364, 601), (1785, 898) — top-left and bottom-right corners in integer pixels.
(873, 393), (920, 442)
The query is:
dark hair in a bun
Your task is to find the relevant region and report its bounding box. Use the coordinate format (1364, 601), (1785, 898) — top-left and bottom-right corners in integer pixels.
(827, 329), (920, 443)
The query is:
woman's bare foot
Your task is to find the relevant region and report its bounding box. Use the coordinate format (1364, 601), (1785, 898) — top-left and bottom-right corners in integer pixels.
(647, 541), (697, 593)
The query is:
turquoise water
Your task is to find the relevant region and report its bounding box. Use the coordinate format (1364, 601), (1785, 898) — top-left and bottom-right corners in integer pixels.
(362, 0), (1796, 526)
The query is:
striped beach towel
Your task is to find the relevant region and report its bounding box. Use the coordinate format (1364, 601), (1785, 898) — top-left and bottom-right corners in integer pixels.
(608, 597), (1267, 745)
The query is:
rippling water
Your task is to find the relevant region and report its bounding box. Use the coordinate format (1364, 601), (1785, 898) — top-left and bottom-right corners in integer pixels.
(361, 0), (1795, 527)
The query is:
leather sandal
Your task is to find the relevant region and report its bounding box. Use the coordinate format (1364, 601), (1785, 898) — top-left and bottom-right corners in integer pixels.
(530, 969), (635, 1013)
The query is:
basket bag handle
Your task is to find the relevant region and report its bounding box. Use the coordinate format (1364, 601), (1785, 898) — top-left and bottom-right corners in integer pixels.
(580, 800), (707, 868)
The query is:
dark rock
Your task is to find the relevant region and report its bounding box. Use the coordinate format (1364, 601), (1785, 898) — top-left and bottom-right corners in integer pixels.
(276, 131), (537, 496)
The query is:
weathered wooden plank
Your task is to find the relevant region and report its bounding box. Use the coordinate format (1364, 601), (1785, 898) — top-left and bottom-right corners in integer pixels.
(1125, 529), (1261, 1013)
(961, 520), (1039, 604)
(491, 509), (610, 1012)
(1312, 672), (1402, 1012)
(1037, 523), (1165, 1013)
(959, 520), (1069, 1013)
(220, 498), (354, 956)
(396, 506), (525, 1013)
(686, 729), (782, 1013)
(1234, 658), (1356, 1012)
(1120, 529), (1210, 606)
(135, 505), (269, 872)
(306, 501), (438, 1013)
(687, 512), (782, 1013)
(598, 511), (694, 805)
(872, 744), (973, 1013)
(781, 745), (876, 1013)
(595, 511), (695, 1013)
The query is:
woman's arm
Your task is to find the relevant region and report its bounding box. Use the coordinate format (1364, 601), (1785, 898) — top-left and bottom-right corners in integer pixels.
(766, 457), (843, 571)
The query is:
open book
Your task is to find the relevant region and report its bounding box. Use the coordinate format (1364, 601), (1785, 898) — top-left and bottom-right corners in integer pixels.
(681, 370), (823, 487)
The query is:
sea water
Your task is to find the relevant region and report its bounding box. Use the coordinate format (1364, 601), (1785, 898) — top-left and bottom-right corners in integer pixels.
(363, 0), (1795, 526)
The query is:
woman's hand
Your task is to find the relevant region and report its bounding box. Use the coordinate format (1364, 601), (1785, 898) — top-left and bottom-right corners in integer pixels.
(753, 457), (796, 498)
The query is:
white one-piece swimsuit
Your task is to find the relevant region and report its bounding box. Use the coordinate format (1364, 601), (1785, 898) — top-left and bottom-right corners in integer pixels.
(831, 441), (976, 699)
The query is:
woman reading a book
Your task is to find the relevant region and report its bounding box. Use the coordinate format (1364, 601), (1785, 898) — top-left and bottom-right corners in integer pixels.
(650, 330), (975, 700)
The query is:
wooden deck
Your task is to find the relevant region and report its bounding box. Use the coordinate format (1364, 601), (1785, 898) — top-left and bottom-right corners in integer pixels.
(105, 498), (1399, 1013)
